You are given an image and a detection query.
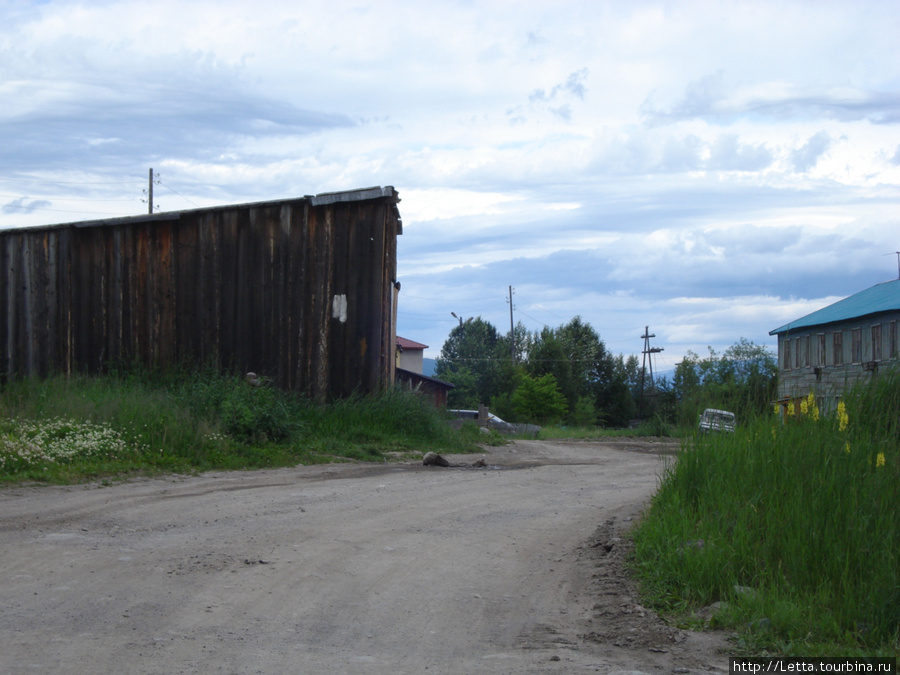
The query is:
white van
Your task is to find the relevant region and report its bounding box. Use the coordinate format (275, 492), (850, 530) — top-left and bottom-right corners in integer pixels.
(698, 408), (736, 434)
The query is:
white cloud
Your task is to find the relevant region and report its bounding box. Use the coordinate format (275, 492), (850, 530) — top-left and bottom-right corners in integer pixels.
(1, 0), (898, 362)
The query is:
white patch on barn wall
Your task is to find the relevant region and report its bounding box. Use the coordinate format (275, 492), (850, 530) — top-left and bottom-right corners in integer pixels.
(332, 294), (348, 323)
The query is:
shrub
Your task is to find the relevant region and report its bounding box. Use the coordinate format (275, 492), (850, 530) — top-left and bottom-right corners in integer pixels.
(512, 373), (568, 424)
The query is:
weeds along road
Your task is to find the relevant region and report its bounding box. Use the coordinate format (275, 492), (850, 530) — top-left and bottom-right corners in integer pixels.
(0, 440), (729, 675)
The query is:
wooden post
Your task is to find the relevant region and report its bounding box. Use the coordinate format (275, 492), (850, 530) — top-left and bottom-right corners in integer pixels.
(477, 404), (488, 428)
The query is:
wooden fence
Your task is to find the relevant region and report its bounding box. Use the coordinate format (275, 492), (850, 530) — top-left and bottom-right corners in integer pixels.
(0, 186), (402, 399)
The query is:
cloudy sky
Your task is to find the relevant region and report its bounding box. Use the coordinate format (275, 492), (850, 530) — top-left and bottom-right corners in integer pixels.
(2, 1), (899, 367)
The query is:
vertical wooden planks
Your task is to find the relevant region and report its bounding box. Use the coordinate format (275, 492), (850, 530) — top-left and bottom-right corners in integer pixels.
(200, 213), (221, 368)
(69, 227), (99, 373)
(155, 221), (176, 368)
(0, 191), (402, 397)
(272, 205), (293, 389)
(0, 235), (9, 380)
(20, 234), (36, 376)
(217, 208), (239, 373)
(55, 227), (74, 375)
(327, 200), (350, 398)
(312, 205), (333, 399)
(45, 230), (61, 376)
(365, 202), (387, 394)
(288, 202), (310, 392)
(174, 217), (199, 366)
(133, 225), (149, 367)
(5, 233), (24, 377)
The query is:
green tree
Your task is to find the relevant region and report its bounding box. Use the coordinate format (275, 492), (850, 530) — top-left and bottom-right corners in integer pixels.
(597, 370), (637, 427)
(435, 317), (506, 408)
(557, 316), (607, 404)
(521, 317), (643, 427)
(571, 395), (598, 427)
(666, 339), (777, 425)
(512, 373), (568, 424)
(441, 366), (479, 409)
(436, 314), (646, 428)
(525, 327), (573, 403)
(614, 354), (643, 401)
(524, 316), (626, 424)
(497, 320), (530, 365)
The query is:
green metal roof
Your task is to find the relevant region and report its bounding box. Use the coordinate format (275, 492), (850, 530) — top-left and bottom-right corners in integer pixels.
(770, 279), (900, 335)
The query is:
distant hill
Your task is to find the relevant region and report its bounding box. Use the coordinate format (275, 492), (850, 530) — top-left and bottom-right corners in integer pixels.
(423, 358), (437, 377)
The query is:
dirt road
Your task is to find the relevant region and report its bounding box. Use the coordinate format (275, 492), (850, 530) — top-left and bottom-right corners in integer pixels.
(0, 439), (729, 674)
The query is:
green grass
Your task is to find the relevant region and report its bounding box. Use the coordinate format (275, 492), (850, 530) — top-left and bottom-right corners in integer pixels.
(631, 372), (900, 656)
(538, 415), (682, 440)
(0, 369), (485, 484)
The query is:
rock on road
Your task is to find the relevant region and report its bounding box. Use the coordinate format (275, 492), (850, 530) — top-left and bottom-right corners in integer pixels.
(0, 440), (729, 674)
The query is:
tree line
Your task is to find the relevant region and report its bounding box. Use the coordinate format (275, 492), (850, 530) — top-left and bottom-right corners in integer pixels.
(434, 316), (777, 428)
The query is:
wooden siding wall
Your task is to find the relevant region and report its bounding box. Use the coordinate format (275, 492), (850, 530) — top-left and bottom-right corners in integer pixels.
(775, 311), (900, 412)
(0, 195), (400, 400)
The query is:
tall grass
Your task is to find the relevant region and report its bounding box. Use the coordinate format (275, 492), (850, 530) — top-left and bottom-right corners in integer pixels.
(0, 369), (482, 483)
(632, 371), (900, 655)
(538, 415), (681, 440)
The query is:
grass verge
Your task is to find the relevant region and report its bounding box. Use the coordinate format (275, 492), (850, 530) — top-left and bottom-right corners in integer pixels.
(0, 369), (486, 484)
(631, 373), (900, 656)
(538, 415), (680, 440)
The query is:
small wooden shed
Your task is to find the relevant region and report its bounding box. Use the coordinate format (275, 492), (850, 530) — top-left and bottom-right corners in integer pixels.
(1, 186), (402, 400)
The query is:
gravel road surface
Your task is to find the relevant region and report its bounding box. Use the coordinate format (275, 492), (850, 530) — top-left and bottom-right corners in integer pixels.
(0, 439), (729, 674)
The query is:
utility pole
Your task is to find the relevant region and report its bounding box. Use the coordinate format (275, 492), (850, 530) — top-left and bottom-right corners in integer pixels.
(508, 285), (516, 363)
(639, 326), (664, 417)
(143, 168), (160, 214)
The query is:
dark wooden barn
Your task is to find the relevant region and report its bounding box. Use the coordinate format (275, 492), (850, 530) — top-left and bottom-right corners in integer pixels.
(0, 186), (402, 400)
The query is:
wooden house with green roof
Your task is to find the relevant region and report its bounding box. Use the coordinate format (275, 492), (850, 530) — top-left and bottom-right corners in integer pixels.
(769, 278), (900, 414)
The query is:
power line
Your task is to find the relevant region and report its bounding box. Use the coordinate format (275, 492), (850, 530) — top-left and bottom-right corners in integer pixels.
(397, 311), (459, 321)
(1, 172), (205, 213)
(0, 203), (131, 216)
(435, 357), (609, 363)
(0, 176), (144, 186)
(0, 193), (137, 203)
(157, 179), (200, 208)
(399, 293), (499, 302)
(516, 310), (551, 328)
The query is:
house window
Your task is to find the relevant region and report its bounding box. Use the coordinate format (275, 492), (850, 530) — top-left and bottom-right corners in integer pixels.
(794, 338), (801, 369)
(851, 328), (862, 364)
(833, 331), (843, 366)
(803, 335), (811, 367)
(872, 324), (882, 361)
(817, 333), (826, 367)
(783, 339), (792, 370)
(891, 321), (898, 359)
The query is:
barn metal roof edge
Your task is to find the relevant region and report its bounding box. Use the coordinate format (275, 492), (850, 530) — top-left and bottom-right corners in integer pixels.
(769, 278), (900, 335)
(309, 186), (399, 206)
(0, 186), (400, 234)
(395, 367), (455, 389)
